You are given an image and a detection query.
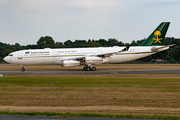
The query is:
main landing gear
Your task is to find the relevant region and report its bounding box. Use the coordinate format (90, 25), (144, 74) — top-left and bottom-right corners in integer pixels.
(83, 65), (96, 71)
(21, 65), (25, 72)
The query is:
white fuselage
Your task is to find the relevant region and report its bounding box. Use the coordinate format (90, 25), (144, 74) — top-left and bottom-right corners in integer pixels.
(3, 46), (168, 66)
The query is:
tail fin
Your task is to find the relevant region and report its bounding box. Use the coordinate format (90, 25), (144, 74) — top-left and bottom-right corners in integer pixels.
(138, 22), (170, 46)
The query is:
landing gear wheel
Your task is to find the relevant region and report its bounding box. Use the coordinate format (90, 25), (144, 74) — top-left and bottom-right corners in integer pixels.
(92, 67), (96, 71)
(83, 65), (96, 71)
(21, 65), (25, 72)
(21, 68), (25, 72)
(86, 67), (90, 71)
(83, 67), (87, 71)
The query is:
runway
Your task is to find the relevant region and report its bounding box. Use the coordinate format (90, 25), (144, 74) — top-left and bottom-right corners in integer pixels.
(0, 69), (180, 74)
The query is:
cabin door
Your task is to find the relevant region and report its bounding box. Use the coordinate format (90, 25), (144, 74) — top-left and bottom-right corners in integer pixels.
(18, 52), (23, 59)
(134, 48), (139, 53)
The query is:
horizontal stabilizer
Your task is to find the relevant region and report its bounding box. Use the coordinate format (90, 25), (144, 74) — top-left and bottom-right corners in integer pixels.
(151, 44), (176, 52)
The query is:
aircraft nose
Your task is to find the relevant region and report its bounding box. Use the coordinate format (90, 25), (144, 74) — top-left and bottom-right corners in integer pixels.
(3, 56), (8, 62)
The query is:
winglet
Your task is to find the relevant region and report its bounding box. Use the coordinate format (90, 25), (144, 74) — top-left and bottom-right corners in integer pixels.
(121, 46), (130, 52)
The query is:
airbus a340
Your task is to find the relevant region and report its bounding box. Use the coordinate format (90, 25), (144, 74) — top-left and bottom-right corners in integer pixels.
(3, 22), (174, 71)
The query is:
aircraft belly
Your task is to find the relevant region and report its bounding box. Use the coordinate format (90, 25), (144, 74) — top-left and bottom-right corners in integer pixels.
(108, 53), (153, 63)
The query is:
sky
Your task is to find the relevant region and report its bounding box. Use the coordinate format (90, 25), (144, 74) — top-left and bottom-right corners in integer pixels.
(0, 0), (180, 45)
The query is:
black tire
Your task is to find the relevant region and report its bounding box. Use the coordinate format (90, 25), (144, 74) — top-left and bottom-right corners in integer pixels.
(92, 67), (96, 71)
(86, 67), (90, 71)
(83, 67), (87, 71)
(21, 68), (25, 72)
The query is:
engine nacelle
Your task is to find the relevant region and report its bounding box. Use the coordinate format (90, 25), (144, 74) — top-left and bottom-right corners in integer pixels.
(63, 60), (80, 67)
(85, 57), (103, 64)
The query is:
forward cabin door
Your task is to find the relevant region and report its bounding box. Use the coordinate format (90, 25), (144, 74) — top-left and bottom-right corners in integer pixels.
(18, 52), (23, 59)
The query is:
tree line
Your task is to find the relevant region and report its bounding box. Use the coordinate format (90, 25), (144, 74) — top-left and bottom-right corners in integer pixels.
(0, 36), (180, 62)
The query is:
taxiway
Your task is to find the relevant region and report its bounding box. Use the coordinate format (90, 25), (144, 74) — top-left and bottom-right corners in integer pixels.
(0, 69), (180, 74)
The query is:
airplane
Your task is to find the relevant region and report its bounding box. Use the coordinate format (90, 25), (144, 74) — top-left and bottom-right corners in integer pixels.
(3, 22), (175, 72)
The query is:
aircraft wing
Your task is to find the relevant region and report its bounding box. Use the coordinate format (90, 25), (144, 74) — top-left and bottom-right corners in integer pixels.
(96, 46), (130, 56)
(151, 44), (176, 52)
(63, 46), (130, 60)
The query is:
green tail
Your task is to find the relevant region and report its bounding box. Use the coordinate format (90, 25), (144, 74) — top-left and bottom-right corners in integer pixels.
(138, 22), (170, 46)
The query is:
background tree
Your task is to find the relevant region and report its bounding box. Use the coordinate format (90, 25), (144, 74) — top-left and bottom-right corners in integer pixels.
(130, 40), (137, 46)
(74, 40), (86, 48)
(87, 39), (92, 44)
(117, 41), (124, 46)
(54, 42), (65, 48)
(163, 38), (170, 45)
(98, 39), (108, 46)
(14, 43), (20, 48)
(2, 49), (14, 58)
(64, 40), (73, 48)
(107, 38), (118, 46)
(26, 44), (39, 49)
(136, 39), (146, 45)
(37, 36), (55, 48)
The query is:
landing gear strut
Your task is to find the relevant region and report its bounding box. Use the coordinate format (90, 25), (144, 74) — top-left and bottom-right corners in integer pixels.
(21, 65), (25, 72)
(83, 65), (96, 71)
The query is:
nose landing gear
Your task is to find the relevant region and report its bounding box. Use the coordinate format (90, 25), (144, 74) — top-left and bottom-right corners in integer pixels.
(83, 65), (96, 71)
(21, 65), (25, 72)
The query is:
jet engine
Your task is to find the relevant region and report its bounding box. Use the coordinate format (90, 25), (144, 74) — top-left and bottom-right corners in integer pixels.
(63, 60), (80, 67)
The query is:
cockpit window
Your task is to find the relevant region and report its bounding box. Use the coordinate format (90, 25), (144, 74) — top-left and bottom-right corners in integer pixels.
(8, 54), (13, 56)
(25, 51), (30, 54)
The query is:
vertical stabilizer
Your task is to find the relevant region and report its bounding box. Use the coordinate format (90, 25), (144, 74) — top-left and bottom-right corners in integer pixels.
(138, 22), (170, 46)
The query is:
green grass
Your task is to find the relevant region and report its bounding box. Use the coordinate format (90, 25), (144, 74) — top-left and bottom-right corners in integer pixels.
(0, 77), (179, 86)
(0, 111), (179, 120)
(0, 77), (180, 90)
(0, 77), (180, 116)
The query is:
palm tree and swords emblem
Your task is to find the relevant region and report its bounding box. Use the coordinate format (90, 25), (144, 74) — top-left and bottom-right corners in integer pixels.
(153, 30), (162, 43)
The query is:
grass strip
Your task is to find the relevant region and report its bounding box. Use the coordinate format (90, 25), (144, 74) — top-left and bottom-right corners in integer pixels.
(0, 111), (179, 120)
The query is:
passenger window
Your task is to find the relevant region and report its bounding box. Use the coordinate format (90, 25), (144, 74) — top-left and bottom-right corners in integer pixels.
(25, 51), (30, 54)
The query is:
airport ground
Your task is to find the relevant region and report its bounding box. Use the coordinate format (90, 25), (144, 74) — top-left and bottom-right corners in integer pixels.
(1, 63), (180, 71)
(0, 64), (180, 119)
